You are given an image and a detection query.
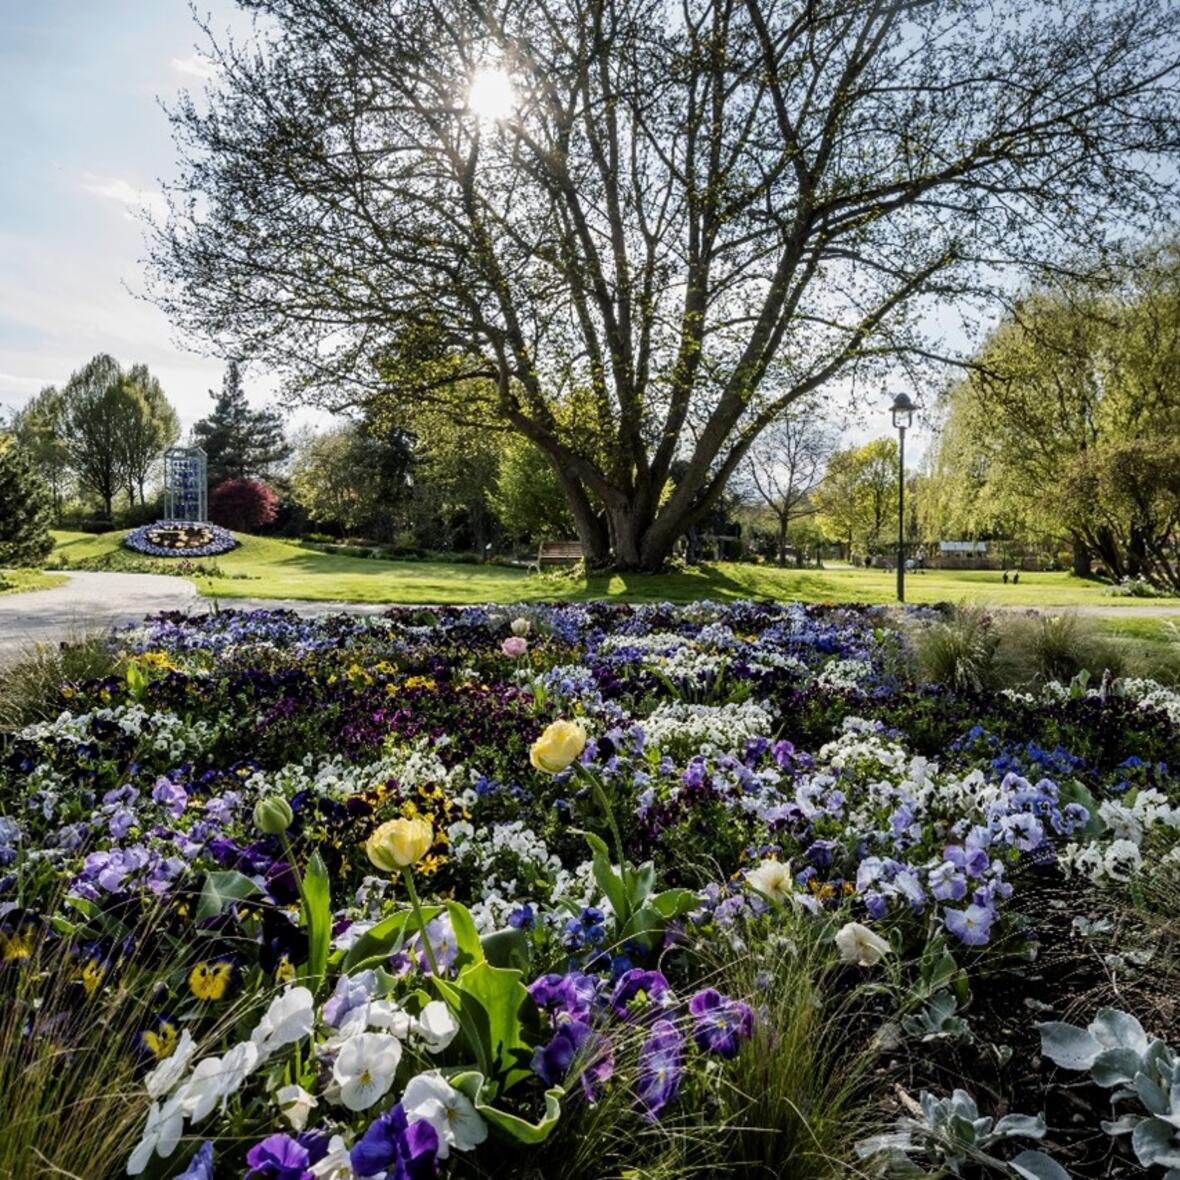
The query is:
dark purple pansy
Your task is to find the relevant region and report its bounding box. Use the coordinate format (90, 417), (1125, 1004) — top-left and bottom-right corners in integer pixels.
(688, 988), (754, 1059)
(609, 968), (672, 1019)
(350, 1102), (439, 1179)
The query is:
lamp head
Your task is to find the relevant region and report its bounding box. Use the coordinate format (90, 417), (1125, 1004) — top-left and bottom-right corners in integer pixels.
(889, 391), (916, 430)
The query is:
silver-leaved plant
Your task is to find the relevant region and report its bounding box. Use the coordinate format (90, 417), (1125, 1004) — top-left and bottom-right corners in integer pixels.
(1039, 1007), (1180, 1177)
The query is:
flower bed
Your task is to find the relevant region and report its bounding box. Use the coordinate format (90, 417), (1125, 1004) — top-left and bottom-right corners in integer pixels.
(1, 601), (1179, 1179)
(124, 520), (237, 557)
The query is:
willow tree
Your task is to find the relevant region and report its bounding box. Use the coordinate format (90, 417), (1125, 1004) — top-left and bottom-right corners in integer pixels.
(149, 0), (1180, 570)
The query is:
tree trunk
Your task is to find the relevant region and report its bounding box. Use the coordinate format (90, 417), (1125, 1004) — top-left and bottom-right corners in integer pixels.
(777, 515), (788, 566)
(552, 464), (610, 565)
(1070, 534), (1091, 577)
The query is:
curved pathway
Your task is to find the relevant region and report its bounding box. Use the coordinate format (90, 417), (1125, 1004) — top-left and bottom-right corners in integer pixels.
(0, 571), (199, 664)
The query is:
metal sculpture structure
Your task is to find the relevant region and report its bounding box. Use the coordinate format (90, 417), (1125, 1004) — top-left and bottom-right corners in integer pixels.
(163, 446), (208, 523)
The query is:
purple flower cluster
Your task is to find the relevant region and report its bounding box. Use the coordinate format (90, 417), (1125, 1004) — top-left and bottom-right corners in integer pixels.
(528, 968), (753, 1119)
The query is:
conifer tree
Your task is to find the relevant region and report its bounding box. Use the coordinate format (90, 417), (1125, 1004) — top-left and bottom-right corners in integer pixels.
(0, 435), (54, 566)
(192, 362), (292, 485)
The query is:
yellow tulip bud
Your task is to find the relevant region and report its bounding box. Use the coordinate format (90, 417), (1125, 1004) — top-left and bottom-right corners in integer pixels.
(365, 816), (434, 871)
(529, 719), (587, 774)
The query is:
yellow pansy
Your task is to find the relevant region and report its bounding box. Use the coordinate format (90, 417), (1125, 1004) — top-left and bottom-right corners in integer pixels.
(189, 959), (235, 1001)
(141, 1020), (180, 1061)
(80, 957), (108, 995)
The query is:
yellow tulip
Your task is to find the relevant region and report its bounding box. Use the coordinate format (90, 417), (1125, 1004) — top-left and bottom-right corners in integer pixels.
(365, 816), (434, 871)
(529, 719), (587, 774)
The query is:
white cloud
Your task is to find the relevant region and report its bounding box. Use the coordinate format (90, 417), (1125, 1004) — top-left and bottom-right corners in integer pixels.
(170, 53), (219, 80)
(81, 174), (168, 222)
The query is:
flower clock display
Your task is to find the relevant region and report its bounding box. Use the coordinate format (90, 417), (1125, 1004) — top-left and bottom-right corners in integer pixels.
(2, 600), (1180, 1178)
(124, 519), (237, 558)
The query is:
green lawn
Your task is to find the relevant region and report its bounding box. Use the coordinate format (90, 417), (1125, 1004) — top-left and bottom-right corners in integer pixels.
(45, 528), (1180, 610)
(0, 569), (68, 596)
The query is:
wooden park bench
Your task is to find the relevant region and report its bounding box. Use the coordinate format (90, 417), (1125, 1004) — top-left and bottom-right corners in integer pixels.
(530, 539), (583, 572)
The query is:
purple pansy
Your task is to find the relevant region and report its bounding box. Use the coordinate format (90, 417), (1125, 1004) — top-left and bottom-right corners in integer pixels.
(688, 988), (755, 1059)
(351, 1102), (439, 1179)
(635, 1018), (683, 1121)
(944, 902), (996, 946)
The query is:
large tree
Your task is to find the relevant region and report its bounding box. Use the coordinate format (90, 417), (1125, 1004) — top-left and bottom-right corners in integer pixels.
(61, 355), (135, 519)
(924, 242), (1180, 579)
(815, 438), (898, 557)
(11, 386), (71, 519)
(192, 361), (293, 485)
(150, 0), (1180, 570)
(119, 364), (181, 506)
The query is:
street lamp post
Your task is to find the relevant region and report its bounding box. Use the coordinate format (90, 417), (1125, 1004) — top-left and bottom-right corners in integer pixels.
(889, 392), (916, 603)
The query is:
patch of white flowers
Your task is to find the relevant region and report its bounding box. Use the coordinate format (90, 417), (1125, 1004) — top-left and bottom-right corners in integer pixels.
(244, 740), (462, 805)
(815, 657), (874, 692)
(20, 705), (219, 762)
(1117, 678), (1180, 725)
(446, 818), (597, 931)
(642, 699), (774, 753)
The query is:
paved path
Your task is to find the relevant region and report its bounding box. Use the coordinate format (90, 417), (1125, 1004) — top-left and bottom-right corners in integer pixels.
(0, 572), (200, 664)
(3, 571), (1179, 667)
(0, 572), (398, 666)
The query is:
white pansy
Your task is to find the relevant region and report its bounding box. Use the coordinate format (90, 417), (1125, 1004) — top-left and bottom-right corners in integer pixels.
(402, 1070), (488, 1158)
(309, 1134), (355, 1178)
(745, 858), (793, 905)
(366, 998), (413, 1038)
(333, 1031), (403, 1111)
(834, 921), (892, 967)
(1103, 838), (1143, 882)
(220, 1039), (261, 1096)
(413, 1000), (460, 1054)
(180, 1055), (229, 1123)
(252, 986), (315, 1054)
(642, 700), (773, 753)
(277, 1083), (318, 1131)
(126, 1094), (184, 1175)
(145, 1029), (196, 1099)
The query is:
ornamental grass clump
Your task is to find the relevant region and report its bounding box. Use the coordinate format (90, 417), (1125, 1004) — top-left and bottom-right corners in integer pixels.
(911, 605), (1000, 693)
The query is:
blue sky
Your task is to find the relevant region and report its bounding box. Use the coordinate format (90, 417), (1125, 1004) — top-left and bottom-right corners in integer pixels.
(0, 0), (273, 434)
(0, 0), (936, 456)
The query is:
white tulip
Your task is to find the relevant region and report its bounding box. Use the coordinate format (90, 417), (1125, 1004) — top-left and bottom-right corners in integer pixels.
(277, 1082), (318, 1131)
(834, 921), (892, 967)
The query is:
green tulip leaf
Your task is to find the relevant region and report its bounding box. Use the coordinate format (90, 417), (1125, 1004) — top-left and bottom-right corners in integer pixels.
(340, 905), (442, 973)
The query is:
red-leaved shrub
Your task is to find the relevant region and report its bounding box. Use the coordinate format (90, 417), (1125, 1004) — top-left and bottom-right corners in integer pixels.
(208, 478), (279, 532)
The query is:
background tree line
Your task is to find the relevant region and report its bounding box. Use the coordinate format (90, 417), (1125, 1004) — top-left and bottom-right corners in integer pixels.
(920, 242), (1180, 590)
